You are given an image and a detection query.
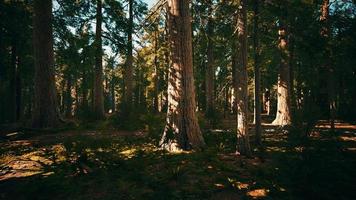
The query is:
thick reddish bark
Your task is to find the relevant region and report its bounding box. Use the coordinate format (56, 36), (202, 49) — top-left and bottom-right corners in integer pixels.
(31, 0), (61, 128)
(272, 26), (292, 126)
(160, 0), (205, 151)
(234, 0), (251, 156)
(253, 0), (262, 146)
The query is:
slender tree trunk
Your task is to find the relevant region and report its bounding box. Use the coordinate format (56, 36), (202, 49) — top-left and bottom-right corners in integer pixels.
(124, 0), (134, 110)
(205, 2), (214, 115)
(263, 88), (270, 115)
(160, 0), (205, 151)
(0, 32), (4, 123)
(234, 0), (251, 156)
(111, 80), (116, 112)
(153, 26), (159, 113)
(32, 0), (61, 128)
(65, 75), (72, 117)
(253, 0), (262, 146)
(272, 25), (292, 126)
(82, 70), (88, 112)
(15, 56), (21, 120)
(320, 0), (335, 130)
(93, 0), (105, 119)
(10, 42), (18, 122)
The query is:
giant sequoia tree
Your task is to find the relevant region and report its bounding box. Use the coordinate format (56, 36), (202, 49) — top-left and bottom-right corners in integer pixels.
(253, 0), (262, 146)
(234, 0), (251, 156)
(31, 0), (61, 128)
(160, 0), (205, 151)
(272, 23), (292, 126)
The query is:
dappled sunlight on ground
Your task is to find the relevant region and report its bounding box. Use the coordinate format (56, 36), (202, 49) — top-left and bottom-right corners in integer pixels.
(0, 120), (355, 199)
(247, 188), (269, 199)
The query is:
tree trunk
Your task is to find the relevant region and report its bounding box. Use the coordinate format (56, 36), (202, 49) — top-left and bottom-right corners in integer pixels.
(205, 2), (214, 115)
(10, 42), (18, 122)
(32, 0), (61, 128)
(65, 75), (72, 117)
(320, 0), (335, 130)
(160, 0), (205, 151)
(124, 0), (134, 111)
(272, 25), (292, 126)
(93, 0), (105, 119)
(15, 56), (21, 121)
(111, 80), (116, 113)
(82, 70), (89, 112)
(234, 0), (251, 156)
(153, 26), (159, 113)
(253, 0), (262, 146)
(263, 88), (271, 115)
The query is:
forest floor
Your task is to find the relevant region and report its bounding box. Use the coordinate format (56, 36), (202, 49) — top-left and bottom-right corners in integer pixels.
(0, 117), (355, 200)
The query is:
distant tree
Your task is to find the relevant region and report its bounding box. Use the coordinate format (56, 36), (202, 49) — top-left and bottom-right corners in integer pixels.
(320, 0), (335, 130)
(160, 0), (205, 151)
(205, 0), (215, 116)
(31, 0), (61, 128)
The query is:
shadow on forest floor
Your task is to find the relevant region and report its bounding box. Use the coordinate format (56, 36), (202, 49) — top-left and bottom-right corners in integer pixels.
(0, 119), (355, 200)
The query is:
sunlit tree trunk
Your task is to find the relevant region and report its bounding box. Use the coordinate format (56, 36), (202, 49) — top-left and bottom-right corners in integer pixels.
(124, 0), (134, 111)
(234, 0), (251, 156)
(32, 0), (61, 128)
(160, 0), (205, 151)
(262, 88), (270, 115)
(253, 0), (262, 146)
(205, 2), (214, 116)
(272, 25), (292, 126)
(320, 0), (335, 130)
(93, 0), (105, 119)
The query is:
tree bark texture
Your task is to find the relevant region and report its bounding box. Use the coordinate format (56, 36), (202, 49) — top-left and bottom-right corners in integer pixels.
(272, 26), (292, 126)
(234, 0), (251, 156)
(32, 0), (61, 128)
(253, 0), (262, 146)
(160, 0), (205, 151)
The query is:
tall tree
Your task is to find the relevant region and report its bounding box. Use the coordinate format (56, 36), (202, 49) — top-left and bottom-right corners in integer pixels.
(234, 0), (251, 156)
(320, 0), (335, 130)
(253, 0), (262, 146)
(93, 0), (105, 119)
(160, 0), (205, 151)
(124, 0), (134, 110)
(272, 23), (292, 126)
(205, 1), (215, 115)
(32, 0), (61, 128)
